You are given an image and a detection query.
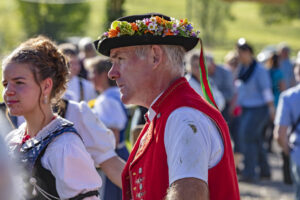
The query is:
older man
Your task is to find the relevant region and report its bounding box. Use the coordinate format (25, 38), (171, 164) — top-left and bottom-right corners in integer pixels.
(94, 13), (239, 200)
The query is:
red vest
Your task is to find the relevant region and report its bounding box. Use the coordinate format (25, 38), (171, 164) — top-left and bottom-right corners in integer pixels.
(122, 77), (240, 200)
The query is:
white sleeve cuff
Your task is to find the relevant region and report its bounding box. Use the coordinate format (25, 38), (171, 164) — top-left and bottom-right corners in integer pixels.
(263, 89), (274, 103)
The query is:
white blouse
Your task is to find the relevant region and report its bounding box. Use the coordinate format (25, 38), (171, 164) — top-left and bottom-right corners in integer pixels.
(6, 116), (101, 200)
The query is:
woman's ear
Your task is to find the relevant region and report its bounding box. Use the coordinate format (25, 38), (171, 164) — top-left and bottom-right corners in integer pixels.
(41, 77), (53, 96)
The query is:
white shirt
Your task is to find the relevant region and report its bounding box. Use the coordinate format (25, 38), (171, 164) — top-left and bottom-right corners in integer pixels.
(147, 101), (224, 185)
(93, 87), (127, 130)
(6, 117), (101, 200)
(65, 76), (97, 102)
(65, 100), (117, 166)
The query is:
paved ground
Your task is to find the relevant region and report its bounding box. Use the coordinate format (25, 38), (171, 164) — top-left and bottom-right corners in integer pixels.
(239, 143), (294, 200)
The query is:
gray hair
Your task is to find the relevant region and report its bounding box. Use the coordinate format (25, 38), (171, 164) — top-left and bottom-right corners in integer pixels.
(135, 45), (186, 75)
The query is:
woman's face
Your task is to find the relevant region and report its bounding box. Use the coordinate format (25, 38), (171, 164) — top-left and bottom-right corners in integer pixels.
(2, 63), (41, 116)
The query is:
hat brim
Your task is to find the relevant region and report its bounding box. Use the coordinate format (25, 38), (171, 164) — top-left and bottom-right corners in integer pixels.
(94, 35), (199, 56)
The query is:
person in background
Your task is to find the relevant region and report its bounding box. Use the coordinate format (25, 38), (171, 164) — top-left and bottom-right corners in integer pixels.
(94, 13), (239, 200)
(263, 52), (286, 163)
(224, 50), (239, 80)
(185, 53), (225, 111)
(0, 134), (25, 200)
(264, 53), (286, 107)
(78, 37), (98, 79)
(277, 43), (296, 89)
(58, 43), (97, 102)
(274, 53), (300, 200)
(236, 38), (274, 182)
(85, 56), (129, 200)
(224, 50), (243, 172)
(205, 53), (235, 123)
(2, 36), (101, 199)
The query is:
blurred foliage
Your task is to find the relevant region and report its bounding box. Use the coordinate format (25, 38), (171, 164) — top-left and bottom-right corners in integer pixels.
(190, 0), (233, 47)
(260, 0), (300, 24)
(105, 0), (125, 29)
(0, 1), (24, 56)
(17, 1), (91, 42)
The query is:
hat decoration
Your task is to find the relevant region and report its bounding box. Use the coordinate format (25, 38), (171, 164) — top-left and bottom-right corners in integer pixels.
(100, 16), (199, 41)
(94, 14), (218, 110)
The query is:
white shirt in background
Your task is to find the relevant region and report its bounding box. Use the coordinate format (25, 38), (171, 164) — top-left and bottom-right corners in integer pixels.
(65, 76), (97, 102)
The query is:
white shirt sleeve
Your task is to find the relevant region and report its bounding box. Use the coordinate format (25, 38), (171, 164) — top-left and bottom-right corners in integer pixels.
(65, 101), (116, 167)
(164, 107), (224, 185)
(93, 96), (127, 130)
(41, 133), (101, 199)
(263, 88), (274, 103)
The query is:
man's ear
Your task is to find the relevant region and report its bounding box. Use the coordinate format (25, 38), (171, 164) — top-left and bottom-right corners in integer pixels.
(151, 45), (164, 68)
(41, 77), (53, 96)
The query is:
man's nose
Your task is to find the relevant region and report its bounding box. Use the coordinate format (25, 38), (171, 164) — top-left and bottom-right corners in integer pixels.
(108, 64), (120, 80)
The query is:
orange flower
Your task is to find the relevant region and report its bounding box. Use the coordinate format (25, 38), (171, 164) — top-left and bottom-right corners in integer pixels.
(144, 30), (154, 34)
(162, 19), (168, 25)
(108, 28), (119, 38)
(156, 16), (162, 24)
(164, 29), (174, 36)
(131, 23), (138, 31)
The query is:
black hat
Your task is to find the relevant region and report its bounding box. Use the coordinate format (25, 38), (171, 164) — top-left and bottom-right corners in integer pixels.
(94, 13), (200, 56)
(236, 38), (253, 54)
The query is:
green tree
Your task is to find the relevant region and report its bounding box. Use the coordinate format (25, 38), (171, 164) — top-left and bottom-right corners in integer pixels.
(17, 1), (90, 42)
(189, 0), (232, 47)
(105, 0), (125, 29)
(260, 0), (300, 24)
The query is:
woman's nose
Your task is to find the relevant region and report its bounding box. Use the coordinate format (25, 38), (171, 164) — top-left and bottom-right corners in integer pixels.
(4, 84), (16, 96)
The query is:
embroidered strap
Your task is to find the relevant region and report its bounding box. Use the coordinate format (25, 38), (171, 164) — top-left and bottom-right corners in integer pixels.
(20, 124), (79, 174)
(69, 190), (99, 200)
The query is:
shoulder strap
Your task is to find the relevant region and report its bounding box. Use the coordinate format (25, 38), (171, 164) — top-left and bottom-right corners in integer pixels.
(291, 114), (300, 133)
(79, 77), (84, 101)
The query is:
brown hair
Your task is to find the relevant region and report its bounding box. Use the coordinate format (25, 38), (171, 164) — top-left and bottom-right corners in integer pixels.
(2, 35), (69, 104)
(85, 56), (116, 86)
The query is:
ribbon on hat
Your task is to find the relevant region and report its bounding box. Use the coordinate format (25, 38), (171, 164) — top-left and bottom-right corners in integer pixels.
(199, 39), (218, 109)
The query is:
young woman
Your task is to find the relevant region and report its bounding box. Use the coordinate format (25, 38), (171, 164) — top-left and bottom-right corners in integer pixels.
(2, 36), (101, 200)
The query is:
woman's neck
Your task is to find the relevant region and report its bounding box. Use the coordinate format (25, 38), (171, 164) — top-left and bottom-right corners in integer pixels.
(24, 106), (55, 137)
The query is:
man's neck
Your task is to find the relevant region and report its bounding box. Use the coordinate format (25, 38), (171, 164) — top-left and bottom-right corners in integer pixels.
(145, 74), (182, 109)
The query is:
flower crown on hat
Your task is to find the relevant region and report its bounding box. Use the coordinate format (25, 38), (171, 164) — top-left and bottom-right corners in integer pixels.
(99, 15), (200, 41)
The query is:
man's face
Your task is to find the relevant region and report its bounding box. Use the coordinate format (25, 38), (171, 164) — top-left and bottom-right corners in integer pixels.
(237, 49), (251, 65)
(108, 46), (153, 105)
